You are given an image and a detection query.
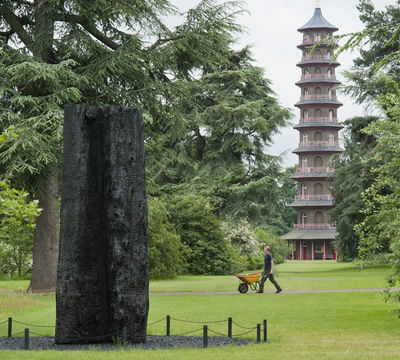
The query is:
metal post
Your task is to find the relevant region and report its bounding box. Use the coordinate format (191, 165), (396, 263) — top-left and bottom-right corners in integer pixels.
(166, 315), (170, 336)
(263, 319), (267, 342)
(24, 328), (29, 350)
(257, 324), (261, 343)
(228, 317), (232, 338)
(203, 325), (208, 348)
(7, 317), (12, 338)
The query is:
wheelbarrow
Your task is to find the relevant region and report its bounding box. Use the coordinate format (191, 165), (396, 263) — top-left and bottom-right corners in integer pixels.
(235, 272), (262, 294)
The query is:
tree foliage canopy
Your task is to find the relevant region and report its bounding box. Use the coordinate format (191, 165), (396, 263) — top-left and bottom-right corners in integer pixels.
(0, 182), (41, 276)
(330, 116), (378, 261)
(337, 0), (400, 315)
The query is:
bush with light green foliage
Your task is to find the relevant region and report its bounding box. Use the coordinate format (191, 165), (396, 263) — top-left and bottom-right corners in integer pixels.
(254, 227), (288, 265)
(167, 194), (244, 275)
(148, 198), (187, 280)
(0, 182), (41, 276)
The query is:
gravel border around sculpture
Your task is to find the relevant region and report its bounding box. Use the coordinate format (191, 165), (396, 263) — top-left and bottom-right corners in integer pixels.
(0, 336), (255, 351)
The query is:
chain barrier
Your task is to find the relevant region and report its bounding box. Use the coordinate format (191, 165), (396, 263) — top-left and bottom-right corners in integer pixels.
(231, 327), (257, 337)
(207, 328), (228, 337)
(170, 317), (226, 324)
(0, 317), (266, 342)
(172, 328), (203, 336)
(147, 318), (164, 326)
(29, 330), (49, 337)
(11, 331), (26, 337)
(232, 320), (256, 330)
(13, 320), (55, 328)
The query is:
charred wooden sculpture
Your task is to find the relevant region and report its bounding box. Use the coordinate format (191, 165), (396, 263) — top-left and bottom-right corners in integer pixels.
(56, 105), (148, 344)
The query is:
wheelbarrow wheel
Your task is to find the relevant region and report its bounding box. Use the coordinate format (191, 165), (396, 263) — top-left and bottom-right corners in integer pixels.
(238, 283), (249, 294)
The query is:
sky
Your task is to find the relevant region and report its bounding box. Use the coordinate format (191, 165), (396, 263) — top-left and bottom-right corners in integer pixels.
(168, 0), (397, 166)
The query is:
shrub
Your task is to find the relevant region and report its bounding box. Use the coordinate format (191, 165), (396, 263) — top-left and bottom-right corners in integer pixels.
(255, 227), (288, 265)
(222, 219), (263, 270)
(0, 182), (41, 276)
(148, 198), (187, 279)
(167, 194), (244, 274)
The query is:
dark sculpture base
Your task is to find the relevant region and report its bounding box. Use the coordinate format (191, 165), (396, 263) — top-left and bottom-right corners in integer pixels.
(56, 105), (148, 344)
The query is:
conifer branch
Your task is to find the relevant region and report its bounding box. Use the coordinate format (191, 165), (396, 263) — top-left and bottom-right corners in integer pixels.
(0, 4), (35, 52)
(54, 13), (120, 50)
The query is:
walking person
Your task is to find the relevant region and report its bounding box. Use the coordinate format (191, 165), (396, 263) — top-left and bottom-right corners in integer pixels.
(257, 245), (282, 294)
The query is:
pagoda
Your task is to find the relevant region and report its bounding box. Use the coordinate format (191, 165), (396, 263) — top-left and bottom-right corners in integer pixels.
(283, 3), (343, 260)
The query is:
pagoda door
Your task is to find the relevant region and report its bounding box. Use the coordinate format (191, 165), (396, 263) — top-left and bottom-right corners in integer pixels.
(302, 243), (307, 260)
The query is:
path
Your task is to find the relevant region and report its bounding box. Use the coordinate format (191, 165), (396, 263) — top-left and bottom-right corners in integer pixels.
(150, 288), (400, 296)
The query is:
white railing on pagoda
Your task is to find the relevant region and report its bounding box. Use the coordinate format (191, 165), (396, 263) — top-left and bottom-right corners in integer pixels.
(301, 38), (332, 45)
(294, 195), (333, 201)
(299, 117), (338, 123)
(293, 224), (336, 230)
(300, 94), (337, 101)
(295, 167), (333, 174)
(301, 55), (332, 61)
(298, 141), (338, 147)
(300, 74), (336, 80)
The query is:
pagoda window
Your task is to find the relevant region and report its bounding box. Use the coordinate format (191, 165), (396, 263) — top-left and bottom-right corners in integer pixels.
(303, 110), (309, 119)
(314, 132), (322, 141)
(315, 67), (321, 74)
(303, 68), (309, 75)
(301, 212), (307, 225)
(314, 183), (323, 195)
(329, 88), (335, 97)
(303, 88), (309, 96)
(329, 109), (335, 120)
(301, 184), (308, 195)
(327, 67), (333, 75)
(314, 156), (323, 167)
(315, 212), (324, 224)
(302, 157), (308, 168)
(314, 109), (322, 117)
(315, 87), (322, 95)
(315, 32), (321, 41)
(302, 133), (309, 144)
(329, 134), (335, 144)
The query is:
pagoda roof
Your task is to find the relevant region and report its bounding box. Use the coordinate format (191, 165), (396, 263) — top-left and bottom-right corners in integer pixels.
(298, 8), (338, 32)
(282, 229), (336, 240)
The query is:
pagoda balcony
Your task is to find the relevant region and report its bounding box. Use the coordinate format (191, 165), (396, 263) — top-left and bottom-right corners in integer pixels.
(300, 38), (334, 46)
(300, 117), (338, 123)
(300, 94), (337, 101)
(299, 140), (339, 147)
(302, 55), (332, 61)
(300, 74), (336, 80)
(296, 167), (333, 174)
(295, 194), (333, 201)
(293, 224), (336, 230)
(292, 167), (333, 179)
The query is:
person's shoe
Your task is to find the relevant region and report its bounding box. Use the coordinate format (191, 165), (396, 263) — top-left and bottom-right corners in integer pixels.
(275, 289), (282, 294)
(256, 291), (264, 293)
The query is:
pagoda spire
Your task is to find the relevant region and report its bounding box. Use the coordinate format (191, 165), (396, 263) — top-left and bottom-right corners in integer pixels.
(315, 0), (320, 8)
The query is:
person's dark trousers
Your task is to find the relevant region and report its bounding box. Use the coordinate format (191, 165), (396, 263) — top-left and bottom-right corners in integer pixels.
(259, 272), (282, 292)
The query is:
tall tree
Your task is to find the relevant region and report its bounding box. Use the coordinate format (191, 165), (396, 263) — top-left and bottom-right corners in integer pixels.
(151, 47), (292, 226)
(337, 0), (400, 313)
(0, 0), (244, 291)
(330, 116), (377, 260)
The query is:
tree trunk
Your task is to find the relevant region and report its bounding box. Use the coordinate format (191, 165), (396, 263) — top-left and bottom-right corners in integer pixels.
(29, 171), (60, 292)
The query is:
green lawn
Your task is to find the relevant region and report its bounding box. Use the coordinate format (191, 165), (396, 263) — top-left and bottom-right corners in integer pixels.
(0, 261), (399, 359)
